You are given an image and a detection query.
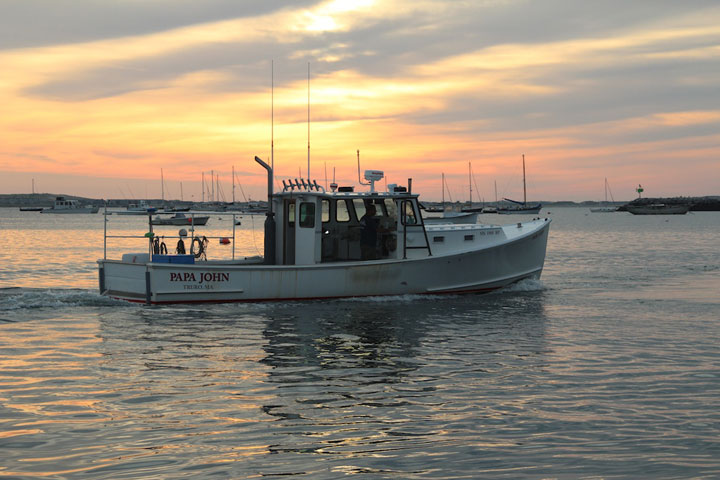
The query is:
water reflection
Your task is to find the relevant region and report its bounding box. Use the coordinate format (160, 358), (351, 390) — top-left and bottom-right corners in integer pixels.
(253, 293), (549, 473)
(0, 291), (549, 478)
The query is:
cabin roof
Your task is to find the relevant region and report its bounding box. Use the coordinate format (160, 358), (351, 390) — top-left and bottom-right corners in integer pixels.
(271, 189), (418, 200)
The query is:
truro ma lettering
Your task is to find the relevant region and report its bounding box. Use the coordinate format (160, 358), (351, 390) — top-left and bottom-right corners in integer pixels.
(170, 272), (230, 290)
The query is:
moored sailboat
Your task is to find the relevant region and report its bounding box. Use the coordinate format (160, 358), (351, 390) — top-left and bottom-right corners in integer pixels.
(497, 155), (542, 215)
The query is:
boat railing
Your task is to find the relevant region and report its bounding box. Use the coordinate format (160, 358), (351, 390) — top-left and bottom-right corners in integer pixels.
(102, 208), (242, 261)
(401, 202), (432, 259)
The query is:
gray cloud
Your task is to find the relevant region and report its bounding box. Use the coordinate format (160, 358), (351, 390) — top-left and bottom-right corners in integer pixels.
(15, 0), (720, 152)
(0, 0), (319, 49)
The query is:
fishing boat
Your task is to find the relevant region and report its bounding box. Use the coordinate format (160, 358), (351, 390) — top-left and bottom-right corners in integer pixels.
(590, 178), (617, 212)
(625, 204), (689, 215)
(497, 155), (542, 215)
(19, 206), (44, 212)
(41, 196), (99, 214)
(152, 213), (210, 226)
(98, 158), (551, 304)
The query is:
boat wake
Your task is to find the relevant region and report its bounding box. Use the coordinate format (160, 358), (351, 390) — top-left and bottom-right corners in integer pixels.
(498, 278), (547, 293)
(0, 288), (129, 312)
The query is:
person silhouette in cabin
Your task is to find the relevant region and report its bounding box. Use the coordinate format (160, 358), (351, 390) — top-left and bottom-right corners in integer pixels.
(360, 204), (380, 260)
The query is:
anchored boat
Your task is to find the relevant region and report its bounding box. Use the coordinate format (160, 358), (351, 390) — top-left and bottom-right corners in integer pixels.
(42, 196), (99, 214)
(98, 157), (551, 304)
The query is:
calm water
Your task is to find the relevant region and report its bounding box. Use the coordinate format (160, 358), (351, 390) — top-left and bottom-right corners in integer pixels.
(1, 207), (719, 479)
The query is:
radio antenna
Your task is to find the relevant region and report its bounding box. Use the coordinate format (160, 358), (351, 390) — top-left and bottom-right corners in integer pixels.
(307, 62), (310, 180)
(271, 59), (274, 173)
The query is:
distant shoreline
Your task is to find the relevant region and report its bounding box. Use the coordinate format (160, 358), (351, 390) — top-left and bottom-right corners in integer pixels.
(1, 193), (719, 211)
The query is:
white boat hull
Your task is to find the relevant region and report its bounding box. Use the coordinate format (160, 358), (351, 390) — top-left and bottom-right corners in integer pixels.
(42, 206), (99, 214)
(423, 212), (478, 224)
(99, 219), (550, 304)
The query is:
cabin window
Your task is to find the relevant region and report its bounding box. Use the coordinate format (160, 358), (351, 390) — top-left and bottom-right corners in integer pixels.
(464, 234), (474, 241)
(384, 199), (398, 221)
(353, 199), (367, 221)
(299, 202), (315, 228)
(336, 199), (351, 222)
(433, 236), (445, 243)
(321, 199), (330, 223)
(287, 203), (295, 224)
(402, 201), (417, 225)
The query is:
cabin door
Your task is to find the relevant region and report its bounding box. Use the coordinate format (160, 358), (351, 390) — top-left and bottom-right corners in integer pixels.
(294, 199), (317, 265)
(283, 200), (295, 265)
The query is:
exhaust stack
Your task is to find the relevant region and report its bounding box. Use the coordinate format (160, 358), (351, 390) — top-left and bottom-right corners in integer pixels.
(254, 156), (276, 265)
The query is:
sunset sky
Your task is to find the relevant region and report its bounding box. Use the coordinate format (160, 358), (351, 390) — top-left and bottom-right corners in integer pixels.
(1, 0), (718, 202)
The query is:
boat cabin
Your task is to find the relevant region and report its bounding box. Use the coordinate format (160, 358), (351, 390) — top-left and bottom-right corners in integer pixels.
(268, 185), (429, 266)
(53, 196), (80, 208)
(251, 156), (430, 267)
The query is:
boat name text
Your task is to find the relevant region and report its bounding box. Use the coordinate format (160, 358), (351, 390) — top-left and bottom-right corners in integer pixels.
(170, 272), (230, 285)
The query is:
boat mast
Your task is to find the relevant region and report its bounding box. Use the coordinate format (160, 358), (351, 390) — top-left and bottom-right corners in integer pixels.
(604, 177), (608, 203)
(468, 162), (472, 204)
(522, 154), (527, 205)
(201, 172), (205, 203)
(441, 173), (445, 207)
(232, 165), (235, 204)
(161, 168), (164, 203)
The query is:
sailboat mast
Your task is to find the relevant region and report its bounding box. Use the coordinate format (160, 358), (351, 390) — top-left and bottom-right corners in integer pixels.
(441, 173), (445, 206)
(161, 168), (164, 203)
(468, 162), (472, 204)
(604, 177), (608, 202)
(522, 154), (527, 205)
(232, 165), (235, 204)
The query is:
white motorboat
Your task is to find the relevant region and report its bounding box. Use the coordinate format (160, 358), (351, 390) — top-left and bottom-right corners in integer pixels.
(41, 196), (99, 214)
(98, 158), (551, 304)
(115, 200), (157, 215)
(625, 203), (689, 215)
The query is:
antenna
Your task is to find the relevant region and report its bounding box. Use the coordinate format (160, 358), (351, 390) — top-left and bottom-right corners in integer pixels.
(307, 62), (310, 180)
(357, 150), (369, 186)
(271, 60), (274, 173)
(522, 154), (527, 205)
